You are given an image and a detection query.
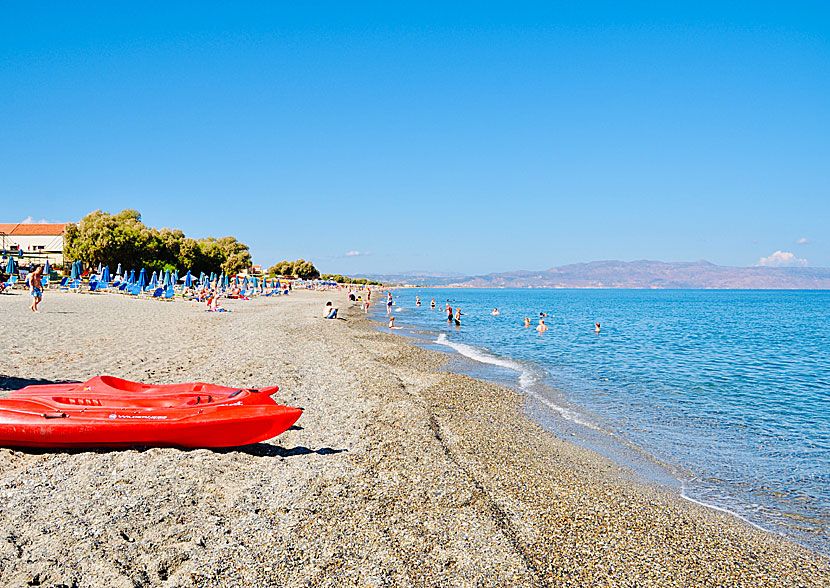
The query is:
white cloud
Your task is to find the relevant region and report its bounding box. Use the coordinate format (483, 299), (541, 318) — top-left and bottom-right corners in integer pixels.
(757, 250), (808, 267)
(20, 216), (49, 224)
(344, 250), (372, 257)
(795, 237), (810, 245)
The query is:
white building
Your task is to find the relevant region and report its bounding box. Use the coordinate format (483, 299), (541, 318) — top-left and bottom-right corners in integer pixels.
(0, 223), (67, 265)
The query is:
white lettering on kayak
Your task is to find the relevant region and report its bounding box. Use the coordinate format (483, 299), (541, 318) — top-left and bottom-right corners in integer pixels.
(108, 414), (168, 420)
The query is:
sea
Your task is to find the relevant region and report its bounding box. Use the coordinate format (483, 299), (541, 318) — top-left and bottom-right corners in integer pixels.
(370, 288), (830, 555)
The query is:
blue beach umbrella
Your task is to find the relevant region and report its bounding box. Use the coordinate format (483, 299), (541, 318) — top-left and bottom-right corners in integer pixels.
(129, 269), (135, 285)
(252, 276), (259, 288)
(116, 263), (122, 276)
(234, 276), (239, 286)
(137, 268), (146, 289)
(162, 269), (170, 288)
(172, 269), (178, 284)
(184, 270), (192, 288)
(70, 261), (79, 280)
(4, 256), (15, 275)
(101, 266), (110, 283)
(43, 259), (50, 277)
(18, 249), (22, 258)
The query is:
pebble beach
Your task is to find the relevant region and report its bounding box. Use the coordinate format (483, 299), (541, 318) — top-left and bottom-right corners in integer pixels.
(0, 289), (828, 587)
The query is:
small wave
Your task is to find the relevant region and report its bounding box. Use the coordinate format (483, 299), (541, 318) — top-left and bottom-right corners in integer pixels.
(680, 481), (778, 535)
(434, 334), (597, 429)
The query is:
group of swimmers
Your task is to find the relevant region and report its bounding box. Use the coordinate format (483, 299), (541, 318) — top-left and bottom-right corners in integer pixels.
(409, 295), (601, 333)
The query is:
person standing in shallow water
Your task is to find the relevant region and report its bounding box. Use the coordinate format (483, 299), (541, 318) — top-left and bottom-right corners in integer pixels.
(386, 292), (393, 314)
(28, 265), (44, 313)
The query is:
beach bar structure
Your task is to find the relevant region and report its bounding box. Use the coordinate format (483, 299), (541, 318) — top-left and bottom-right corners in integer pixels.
(0, 223), (67, 266)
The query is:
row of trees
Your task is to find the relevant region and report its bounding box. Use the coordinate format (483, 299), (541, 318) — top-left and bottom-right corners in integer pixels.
(65, 209), (380, 283)
(320, 273), (382, 286)
(64, 210), (252, 276)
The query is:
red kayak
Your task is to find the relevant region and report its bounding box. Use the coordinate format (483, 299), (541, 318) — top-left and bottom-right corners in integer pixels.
(9, 375), (280, 405)
(0, 377), (301, 448)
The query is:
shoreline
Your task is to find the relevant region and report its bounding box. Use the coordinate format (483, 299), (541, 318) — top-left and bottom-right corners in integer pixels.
(0, 289), (827, 586)
(366, 304), (815, 553)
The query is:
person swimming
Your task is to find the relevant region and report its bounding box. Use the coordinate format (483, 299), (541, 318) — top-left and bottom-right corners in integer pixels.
(491, 308), (500, 316)
(524, 317), (531, 327)
(595, 322), (601, 333)
(536, 318), (548, 332)
(430, 298), (435, 308)
(416, 295), (421, 306)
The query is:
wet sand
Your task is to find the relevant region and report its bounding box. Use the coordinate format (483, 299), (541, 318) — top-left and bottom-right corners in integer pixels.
(0, 289), (827, 587)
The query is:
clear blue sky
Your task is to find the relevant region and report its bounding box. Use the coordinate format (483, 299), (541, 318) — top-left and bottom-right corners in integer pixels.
(1, 3), (827, 275)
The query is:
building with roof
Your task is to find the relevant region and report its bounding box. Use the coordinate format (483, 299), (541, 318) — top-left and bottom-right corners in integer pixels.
(0, 223), (67, 265)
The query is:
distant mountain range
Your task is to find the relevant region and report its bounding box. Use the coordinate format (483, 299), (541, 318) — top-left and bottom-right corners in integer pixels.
(356, 260), (830, 289)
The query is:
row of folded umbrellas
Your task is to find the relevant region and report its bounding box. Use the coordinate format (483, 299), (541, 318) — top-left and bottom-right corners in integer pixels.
(3, 258), (278, 290)
(71, 262), (276, 290)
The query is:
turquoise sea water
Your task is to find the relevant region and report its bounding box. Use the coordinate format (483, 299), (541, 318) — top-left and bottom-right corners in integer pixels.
(372, 288), (830, 554)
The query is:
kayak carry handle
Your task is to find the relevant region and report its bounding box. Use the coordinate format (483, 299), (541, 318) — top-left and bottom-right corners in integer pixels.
(228, 390), (243, 399)
(42, 412), (68, 419)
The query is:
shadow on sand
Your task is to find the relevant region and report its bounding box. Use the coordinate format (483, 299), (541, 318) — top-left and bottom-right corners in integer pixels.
(0, 376), (81, 391)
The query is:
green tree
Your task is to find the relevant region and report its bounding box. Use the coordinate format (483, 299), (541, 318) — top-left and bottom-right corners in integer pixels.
(63, 209), (252, 276)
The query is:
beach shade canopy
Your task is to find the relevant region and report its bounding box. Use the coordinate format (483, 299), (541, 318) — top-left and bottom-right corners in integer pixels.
(184, 270), (192, 287)
(137, 268), (146, 289)
(5, 256), (15, 275)
(101, 266), (110, 283)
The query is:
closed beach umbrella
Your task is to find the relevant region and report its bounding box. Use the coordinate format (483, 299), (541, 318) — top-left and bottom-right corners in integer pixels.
(234, 276), (239, 286)
(137, 268), (146, 289)
(116, 263), (122, 276)
(150, 271), (158, 288)
(252, 276), (259, 288)
(43, 259), (50, 277)
(184, 270), (192, 287)
(101, 266), (110, 283)
(172, 269), (178, 284)
(5, 256), (15, 275)
(162, 269), (170, 288)
(70, 261), (79, 280)
(129, 269), (135, 285)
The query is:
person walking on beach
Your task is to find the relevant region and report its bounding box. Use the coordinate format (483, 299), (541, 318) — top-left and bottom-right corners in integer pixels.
(536, 318), (548, 332)
(27, 265), (44, 312)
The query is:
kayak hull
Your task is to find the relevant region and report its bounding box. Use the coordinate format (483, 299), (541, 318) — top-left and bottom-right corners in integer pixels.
(0, 399), (302, 448)
(0, 377), (301, 448)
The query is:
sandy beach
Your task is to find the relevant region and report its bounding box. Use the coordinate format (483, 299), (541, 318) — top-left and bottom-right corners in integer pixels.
(0, 289), (827, 587)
